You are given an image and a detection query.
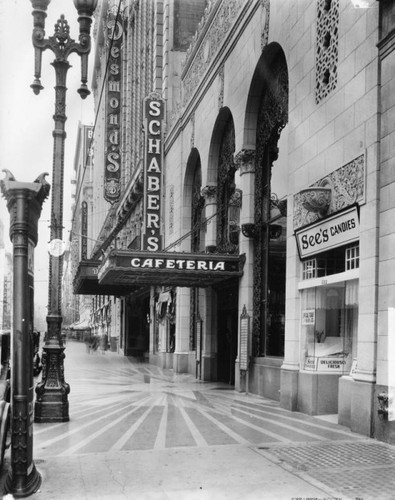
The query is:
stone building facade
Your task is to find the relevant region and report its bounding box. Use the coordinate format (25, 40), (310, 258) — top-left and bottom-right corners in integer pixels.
(0, 219), (12, 336)
(72, 0), (395, 444)
(66, 124), (95, 333)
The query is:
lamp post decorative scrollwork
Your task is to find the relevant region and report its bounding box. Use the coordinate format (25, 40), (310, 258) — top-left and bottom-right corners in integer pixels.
(30, 0), (98, 423)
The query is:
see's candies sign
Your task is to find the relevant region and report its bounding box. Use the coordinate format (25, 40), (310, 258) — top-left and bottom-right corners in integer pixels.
(295, 206), (359, 259)
(143, 93), (165, 251)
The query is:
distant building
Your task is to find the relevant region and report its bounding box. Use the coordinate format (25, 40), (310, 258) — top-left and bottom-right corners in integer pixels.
(65, 123), (95, 335)
(0, 218), (12, 334)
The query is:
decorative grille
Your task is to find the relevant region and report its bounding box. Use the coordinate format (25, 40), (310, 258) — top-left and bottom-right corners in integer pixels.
(316, 0), (339, 103)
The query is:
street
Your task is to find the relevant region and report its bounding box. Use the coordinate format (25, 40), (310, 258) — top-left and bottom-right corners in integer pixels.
(1, 340), (395, 499)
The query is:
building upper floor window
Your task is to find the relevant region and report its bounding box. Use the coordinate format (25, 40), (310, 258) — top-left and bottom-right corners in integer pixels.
(302, 243), (359, 280)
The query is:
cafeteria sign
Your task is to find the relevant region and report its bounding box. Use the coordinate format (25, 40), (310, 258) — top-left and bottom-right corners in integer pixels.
(295, 206), (359, 259)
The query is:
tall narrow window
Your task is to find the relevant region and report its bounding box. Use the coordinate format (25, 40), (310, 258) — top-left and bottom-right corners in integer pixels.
(216, 116), (238, 254)
(190, 159), (203, 351)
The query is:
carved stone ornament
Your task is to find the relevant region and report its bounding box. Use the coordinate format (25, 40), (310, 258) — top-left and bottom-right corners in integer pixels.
(299, 185), (332, 218)
(201, 185), (217, 202)
(261, 0), (270, 49)
(182, 0), (246, 106)
(190, 112), (195, 149)
(234, 149), (256, 174)
(218, 64), (224, 110)
(229, 188), (242, 208)
(293, 154), (365, 230)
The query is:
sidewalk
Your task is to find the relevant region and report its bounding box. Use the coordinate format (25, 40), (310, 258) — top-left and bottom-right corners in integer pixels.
(1, 341), (394, 499)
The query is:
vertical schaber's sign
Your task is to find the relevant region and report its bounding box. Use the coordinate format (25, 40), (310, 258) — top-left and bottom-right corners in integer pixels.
(143, 93), (165, 251)
(104, 12), (123, 204)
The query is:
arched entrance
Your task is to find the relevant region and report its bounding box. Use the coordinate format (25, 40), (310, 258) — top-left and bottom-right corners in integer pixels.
(184, 148), (204, 376)
(216, 279), (238, 384)
(208, 108), (240, 384)
(244, 43), (289, 367)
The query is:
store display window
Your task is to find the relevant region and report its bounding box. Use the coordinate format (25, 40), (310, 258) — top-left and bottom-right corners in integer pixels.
(300, 279), (358, 373)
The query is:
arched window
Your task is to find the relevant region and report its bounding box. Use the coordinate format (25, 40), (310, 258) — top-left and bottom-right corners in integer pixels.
(216, 115), (239, 254)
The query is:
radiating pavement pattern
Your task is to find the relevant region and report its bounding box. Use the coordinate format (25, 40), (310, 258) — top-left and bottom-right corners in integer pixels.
(1, 340), (395, 499)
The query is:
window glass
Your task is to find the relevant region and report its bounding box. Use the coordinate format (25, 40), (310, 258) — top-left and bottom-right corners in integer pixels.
(266, 209), (286, 356)
(301, 244), (359, 280)
(301, 279), (358, 373)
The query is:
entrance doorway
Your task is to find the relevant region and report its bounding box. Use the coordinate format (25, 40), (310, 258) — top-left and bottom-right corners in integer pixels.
(126, 295), (150, 358)
(216, 281), (238, 385)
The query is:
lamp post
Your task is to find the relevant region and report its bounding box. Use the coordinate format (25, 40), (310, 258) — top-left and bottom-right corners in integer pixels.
(0, 170), (50, 497)
(31, 0), (98, 423)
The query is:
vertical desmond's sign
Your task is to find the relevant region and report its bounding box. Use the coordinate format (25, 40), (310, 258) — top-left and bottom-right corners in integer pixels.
(143, 93), (165, 251)
(104, 11), (123, 204)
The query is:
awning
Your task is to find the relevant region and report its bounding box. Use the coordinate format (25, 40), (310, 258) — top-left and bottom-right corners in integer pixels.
(97, 250), (245, 288)
(69, 319), (91, 331)
(73, 259), (139, 295)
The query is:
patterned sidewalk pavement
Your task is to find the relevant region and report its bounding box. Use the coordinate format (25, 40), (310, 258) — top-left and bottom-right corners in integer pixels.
(1, 340), (395, 499)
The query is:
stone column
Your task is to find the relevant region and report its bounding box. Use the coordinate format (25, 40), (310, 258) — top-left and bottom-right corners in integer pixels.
(174, 288), (190, 373)
(201, 185), (217, 252)
(280, 195), (300, 411)
(234, 149), (255, 391)
(200, 185), (218, 379)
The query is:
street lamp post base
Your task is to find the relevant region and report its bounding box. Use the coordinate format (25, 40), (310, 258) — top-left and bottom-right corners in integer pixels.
(34, 397), (69, 423)
(34, 345), (70, 423)
(5, 463), (42, 499)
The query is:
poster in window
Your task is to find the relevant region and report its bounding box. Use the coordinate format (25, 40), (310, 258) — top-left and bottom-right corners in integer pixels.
(302, 309), (315, 325)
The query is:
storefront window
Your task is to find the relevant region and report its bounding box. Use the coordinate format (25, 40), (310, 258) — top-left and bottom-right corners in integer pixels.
(301, 279), (358, 373)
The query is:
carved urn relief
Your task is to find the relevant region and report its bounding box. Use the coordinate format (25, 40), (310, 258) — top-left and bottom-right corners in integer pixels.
(299, 183), (332, 218)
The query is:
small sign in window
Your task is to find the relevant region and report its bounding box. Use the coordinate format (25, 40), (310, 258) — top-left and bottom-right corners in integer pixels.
(301, 309), (315, 325)
(239, 306), (250, 371)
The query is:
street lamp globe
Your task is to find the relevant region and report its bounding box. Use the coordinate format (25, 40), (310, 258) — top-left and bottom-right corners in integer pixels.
(31, 0), (51, 9)
(73, 0), (99, 15)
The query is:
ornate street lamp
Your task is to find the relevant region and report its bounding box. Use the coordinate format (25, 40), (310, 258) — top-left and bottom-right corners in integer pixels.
(1, 170), (50, 497)
(31, 0), (98, 423)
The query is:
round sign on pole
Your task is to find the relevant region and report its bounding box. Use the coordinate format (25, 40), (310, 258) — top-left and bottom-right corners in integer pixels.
(48, 239), (66, 257)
